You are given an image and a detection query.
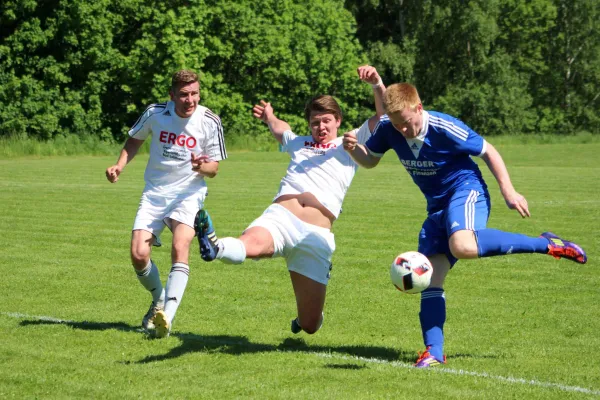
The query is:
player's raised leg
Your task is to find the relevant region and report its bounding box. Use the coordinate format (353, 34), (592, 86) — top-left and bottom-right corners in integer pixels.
(195, 209), (220, 261)
(131, 229), (165, 331)
(444, 189), (587, 264)
(196, 210), (276, 264)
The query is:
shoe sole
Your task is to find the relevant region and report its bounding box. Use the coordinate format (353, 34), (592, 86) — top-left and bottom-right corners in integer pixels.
(542, 232), (587, 264)
(153, 310), (170, 338)
(200, 236), (217, 261)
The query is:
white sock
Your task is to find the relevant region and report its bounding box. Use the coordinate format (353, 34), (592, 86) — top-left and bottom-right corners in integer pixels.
(217, 237), (247, 264)
(135, 260), (164, 304)
(163, 262), (190, 322)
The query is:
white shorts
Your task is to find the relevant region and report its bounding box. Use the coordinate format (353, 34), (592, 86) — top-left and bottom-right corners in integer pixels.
(132, 190), (206, 242)
(247, 203), (336, 285)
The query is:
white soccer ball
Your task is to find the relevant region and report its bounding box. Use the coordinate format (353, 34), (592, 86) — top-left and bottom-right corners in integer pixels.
(390, 251), (433, 294)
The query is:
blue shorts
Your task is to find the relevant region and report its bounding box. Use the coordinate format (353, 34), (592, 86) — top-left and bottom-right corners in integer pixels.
(418, 188), (490, 266)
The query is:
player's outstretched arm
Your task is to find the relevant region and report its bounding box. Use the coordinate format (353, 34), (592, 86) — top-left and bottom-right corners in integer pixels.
(342, 133), (381, 169)
(252, 100), (291, 145)
(105, 137), (144, 183)
(357, 65), (386, 123)
(480, 142), (531, 218)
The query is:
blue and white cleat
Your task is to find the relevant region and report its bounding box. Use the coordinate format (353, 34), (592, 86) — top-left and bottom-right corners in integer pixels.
(194, 209), (219, 261)
(414, 347), (446, 368)
(541, 232), (587, 264)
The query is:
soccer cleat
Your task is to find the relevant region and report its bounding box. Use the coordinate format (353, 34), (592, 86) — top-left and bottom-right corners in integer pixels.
(153, 310), (171, 338)
(291, 318), (302, 334)
(194, 209), (219, 262)
(414, 347), (446, 368)
(541, 232), (587, 264)
(142, 301), (164, 331)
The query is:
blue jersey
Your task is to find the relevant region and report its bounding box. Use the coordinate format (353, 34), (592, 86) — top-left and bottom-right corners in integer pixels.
(365, 111), (488, 213)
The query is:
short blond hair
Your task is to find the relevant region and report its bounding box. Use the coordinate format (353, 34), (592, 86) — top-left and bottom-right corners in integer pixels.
(383, 83), (421, 114)
(171, 70), (199, 91)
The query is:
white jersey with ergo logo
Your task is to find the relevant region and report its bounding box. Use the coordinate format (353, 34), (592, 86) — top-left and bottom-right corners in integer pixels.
(275, 119), (371, 219)
(128, 100), (227, 196)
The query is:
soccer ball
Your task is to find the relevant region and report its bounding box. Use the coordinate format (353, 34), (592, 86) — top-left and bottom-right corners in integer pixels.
(390, 251), (433, 294)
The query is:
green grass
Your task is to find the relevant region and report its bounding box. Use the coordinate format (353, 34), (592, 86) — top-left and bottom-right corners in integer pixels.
(0, 144), (598, 399)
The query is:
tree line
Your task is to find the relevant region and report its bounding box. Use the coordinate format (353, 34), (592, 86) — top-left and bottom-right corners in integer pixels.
(1, 0), (598, 143)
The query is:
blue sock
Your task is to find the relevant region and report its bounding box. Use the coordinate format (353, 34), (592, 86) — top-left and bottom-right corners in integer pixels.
(475, 229), (549, 257)
(420, 288), (446, 361)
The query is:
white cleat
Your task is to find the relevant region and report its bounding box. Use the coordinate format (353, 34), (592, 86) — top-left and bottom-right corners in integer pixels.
(153, 310), (171, 338)
(142, 301), (164, 331)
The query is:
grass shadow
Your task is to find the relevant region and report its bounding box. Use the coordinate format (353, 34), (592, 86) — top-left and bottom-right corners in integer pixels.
(18, 317), (496, 365)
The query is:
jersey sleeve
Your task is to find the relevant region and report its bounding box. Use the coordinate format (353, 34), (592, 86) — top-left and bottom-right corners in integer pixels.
(364, 119), (390, 158)
(440, 118), (486, 157)
(355, 119), (373, 145)
(281, 130), (298, 153)
(202, 110), (227, 161)
(128, 104), (164, 140)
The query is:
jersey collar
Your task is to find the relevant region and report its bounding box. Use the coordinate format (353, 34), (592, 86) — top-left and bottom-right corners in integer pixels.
(418, 110), (429, 140)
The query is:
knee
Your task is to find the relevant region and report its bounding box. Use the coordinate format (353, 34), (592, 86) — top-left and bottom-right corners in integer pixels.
(449, 235), (479, 259)
(299, 314), (324, 335)
(130, 246), (151, 269)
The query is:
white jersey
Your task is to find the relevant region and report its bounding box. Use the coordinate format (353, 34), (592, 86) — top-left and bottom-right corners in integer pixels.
(129, 101), (227, 196)
(275, 120), (372, 219)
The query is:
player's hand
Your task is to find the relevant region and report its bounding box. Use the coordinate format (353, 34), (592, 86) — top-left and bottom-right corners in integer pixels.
(504, 191), (531, 218)
(357, 65), (381, 86)
(342, 130), (359, 152)
(105, 165), (122, 183)
(252, 100), (274, 124)
(191, 153), (212, 172)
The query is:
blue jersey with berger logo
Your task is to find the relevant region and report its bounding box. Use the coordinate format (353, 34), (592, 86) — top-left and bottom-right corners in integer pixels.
(365, 111), (488, 213)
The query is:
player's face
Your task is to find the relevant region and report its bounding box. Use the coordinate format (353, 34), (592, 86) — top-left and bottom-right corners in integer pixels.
(389, 104), (423, 138)
(170, 81), (200, 118)
(309, 112), (341, 144)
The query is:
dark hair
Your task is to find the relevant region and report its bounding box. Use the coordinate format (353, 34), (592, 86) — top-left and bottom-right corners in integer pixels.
(304, 95), (342, 122)
(171, 70), (199, 91)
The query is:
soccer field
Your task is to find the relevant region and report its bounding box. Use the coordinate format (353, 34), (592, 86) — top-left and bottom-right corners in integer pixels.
(0, 144), (598, 399)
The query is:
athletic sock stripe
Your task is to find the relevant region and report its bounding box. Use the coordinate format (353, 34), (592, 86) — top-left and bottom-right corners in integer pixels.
(170, 262), (190, 275)
(136, 261), (154, 277)
(170, 267), (190, 276)
(136, 268), (150, 277)
(421, 292), (446, 299)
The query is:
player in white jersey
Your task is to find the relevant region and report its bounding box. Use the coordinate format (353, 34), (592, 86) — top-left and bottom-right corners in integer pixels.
(195, 65), (384, 334)
(105, 70), (227, 338)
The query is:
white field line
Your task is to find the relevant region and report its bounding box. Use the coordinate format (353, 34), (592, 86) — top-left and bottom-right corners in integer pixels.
(316, 353), (600, 396)
(3, 312), (599, 396)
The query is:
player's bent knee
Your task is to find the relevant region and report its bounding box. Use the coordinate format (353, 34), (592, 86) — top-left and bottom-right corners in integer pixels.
(299, 314), (324, 334)
(130, 248), (150, 266)
(449, 232), (479, 259)
(301, 322), (321, 335)
(449, 242), (478, 259)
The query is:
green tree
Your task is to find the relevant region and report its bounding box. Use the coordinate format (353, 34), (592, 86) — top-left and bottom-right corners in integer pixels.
(0, 0), (370, 142)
